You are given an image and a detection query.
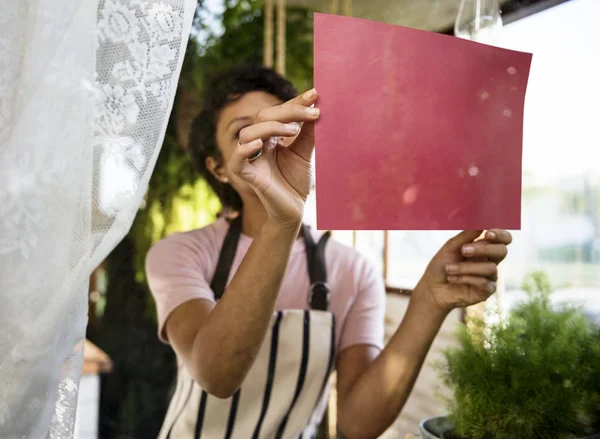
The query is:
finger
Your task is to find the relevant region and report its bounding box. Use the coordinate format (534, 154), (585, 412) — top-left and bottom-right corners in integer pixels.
(228, 138), (263, 174)
(239, 121), (300, 145)
(484, 229), (513, 245)
(254, 103), (320, 124)
(447, 275), (497, 295)
(445, 262), (498, 280)
(285, 87), (318, 107)
(461, 242), (508, 262)
(444, 230), (484, 252)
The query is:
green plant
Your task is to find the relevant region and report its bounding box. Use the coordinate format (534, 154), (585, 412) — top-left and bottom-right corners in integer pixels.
(438, 271), (600, 439)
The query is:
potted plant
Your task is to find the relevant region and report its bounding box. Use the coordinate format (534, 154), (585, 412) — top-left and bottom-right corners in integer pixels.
(419, 272), (600, 439)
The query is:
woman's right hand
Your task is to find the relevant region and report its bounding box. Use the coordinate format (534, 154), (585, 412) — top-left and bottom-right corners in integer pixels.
(227, 88), (320, 229)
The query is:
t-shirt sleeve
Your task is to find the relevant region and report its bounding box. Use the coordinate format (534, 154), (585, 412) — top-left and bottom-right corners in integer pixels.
(145, 233), (216, 343)
(339, 258), (386, 352)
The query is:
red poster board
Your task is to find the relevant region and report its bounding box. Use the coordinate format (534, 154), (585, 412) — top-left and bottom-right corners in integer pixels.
(314, 13), (532, 230)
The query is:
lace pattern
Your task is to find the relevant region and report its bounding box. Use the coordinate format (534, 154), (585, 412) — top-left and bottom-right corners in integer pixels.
(0, 0), (195, 437)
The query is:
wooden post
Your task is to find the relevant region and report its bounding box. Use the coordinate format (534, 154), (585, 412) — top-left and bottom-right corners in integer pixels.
(383, 230), (389, 282)
(276, 0), (286, 75)
(264, 0), (274, 68)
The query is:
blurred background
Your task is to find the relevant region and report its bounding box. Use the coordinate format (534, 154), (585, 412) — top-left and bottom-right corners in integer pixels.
(79, 0), (600, 438)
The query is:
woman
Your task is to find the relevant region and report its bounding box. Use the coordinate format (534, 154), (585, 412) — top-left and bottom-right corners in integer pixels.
(146, 65), (512, 438)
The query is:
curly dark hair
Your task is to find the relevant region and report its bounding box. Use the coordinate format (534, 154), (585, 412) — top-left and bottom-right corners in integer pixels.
(189, 64), (298, 212)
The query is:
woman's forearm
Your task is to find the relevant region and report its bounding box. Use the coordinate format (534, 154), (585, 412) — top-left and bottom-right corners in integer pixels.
(338, 285), (447, 438)
(191, 220), (300, 398)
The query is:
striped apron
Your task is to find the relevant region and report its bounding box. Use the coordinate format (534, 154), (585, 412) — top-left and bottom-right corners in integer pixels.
(158, 218), (336, 439)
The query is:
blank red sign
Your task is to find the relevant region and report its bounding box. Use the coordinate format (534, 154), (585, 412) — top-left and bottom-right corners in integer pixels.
(314, 13), (532, 230)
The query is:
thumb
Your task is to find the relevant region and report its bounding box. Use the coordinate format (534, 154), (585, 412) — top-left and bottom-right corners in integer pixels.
(444, 230), (484, 252)
(289, 119), (315, 162)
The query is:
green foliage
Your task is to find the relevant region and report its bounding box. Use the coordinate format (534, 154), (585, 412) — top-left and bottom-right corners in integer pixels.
(192, 0), (314, 94)
(283, 5), (315, 92)
(131, 130), (221, 279)
(439, 272), (600, 439)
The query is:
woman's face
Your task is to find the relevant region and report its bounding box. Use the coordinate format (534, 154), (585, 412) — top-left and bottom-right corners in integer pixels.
(211, 90), (282, 198)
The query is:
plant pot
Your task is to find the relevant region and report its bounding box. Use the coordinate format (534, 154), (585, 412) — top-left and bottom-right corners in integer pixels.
(419, 416), (456, 439)
(419, 416), (600, 439)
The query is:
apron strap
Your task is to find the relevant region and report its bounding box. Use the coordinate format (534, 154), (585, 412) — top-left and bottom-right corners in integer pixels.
(210, 217), (331, 311)
(302, 225), (331, 311)
(210, 216), (242, 300)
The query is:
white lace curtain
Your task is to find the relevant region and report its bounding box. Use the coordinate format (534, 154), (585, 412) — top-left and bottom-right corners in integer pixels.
(0, 0), (195, 437)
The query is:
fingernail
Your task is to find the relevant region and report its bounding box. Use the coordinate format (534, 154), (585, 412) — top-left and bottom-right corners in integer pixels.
(303, 88), (316, 100)
(284, 122), (300, 133)
(446, 264), (459, 274)
(447, 275), (458, 282)
(489, 281), (497, 292)
(306, 107), (320, 117)
(486, 231), (497, 240)
(462, 245), (474, 256)
(248, 138), (262, 147)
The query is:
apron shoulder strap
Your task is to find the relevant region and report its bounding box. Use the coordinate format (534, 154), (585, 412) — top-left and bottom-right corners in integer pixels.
(211, 219), (331, 309)
(210, 216), (242, 300)
(302, 225), (331, 311)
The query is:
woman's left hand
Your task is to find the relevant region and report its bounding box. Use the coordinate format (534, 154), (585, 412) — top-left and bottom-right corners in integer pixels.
(414, 229), (513, 314)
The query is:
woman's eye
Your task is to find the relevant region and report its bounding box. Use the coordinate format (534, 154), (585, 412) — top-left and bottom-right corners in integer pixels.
(234, 125), (249, 140)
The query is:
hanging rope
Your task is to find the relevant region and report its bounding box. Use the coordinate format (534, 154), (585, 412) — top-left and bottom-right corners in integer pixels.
(276, 0), (286, 75)
(329, 0), (339, 14)
(342, 0), (352, 16)
(264, 0), (274, 68)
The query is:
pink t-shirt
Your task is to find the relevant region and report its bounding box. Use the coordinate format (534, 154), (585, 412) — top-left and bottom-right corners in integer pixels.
(145, 218), (385, 353)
